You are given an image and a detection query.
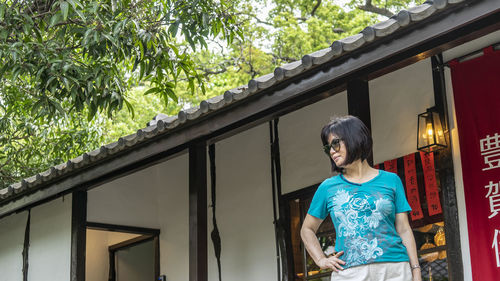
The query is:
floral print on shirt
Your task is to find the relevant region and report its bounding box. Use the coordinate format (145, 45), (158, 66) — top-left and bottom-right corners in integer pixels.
(332, 189), (393, 265)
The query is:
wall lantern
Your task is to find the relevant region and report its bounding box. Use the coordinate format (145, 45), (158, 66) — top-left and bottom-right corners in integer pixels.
(417, 107), (447, 152)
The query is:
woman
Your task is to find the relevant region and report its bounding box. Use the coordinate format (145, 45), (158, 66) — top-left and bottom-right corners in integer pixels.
(300, 116), (422, 281)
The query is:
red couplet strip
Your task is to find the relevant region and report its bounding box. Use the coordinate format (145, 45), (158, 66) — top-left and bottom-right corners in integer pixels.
(403, 153), (424, 220)
(420, 151), (443, 216)
(384, 159), (398, 174)
(374, 164), (380, 169)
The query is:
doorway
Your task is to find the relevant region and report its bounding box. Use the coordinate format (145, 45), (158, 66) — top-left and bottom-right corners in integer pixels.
(85, 222), (160, 281)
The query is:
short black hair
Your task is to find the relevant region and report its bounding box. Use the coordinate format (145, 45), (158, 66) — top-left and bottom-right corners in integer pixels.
(320, 115), (373, 173)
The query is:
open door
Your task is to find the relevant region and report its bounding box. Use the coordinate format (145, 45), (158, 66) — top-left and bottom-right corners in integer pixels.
(86, 223), (160, 281)
(109, 235), (158, 281)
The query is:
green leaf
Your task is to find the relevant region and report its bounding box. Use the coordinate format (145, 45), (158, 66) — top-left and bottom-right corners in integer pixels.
(0, 4), (6, 21)
(143, 87), (160, 95)
(60, 1), (69, 21)
(168, 20), (180, 37)
(49, 99), (66, 116)
(123, 98), (135, 119)
(50, 13), (62, 27)
(166, 88), (178, 103)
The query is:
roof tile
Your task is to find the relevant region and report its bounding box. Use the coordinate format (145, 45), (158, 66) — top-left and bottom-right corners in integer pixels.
(408, 3), (437, 21)
(340, 34), (366, 52)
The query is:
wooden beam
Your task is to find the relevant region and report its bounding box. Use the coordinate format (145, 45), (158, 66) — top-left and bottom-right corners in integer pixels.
(347, 78), (371, 130)
(189, 143), (208, 281)
(1, 2), (499, 219)
(71, 191), (87, 281)
(108, 235), (154, 251)
(347, 78), (373, 165)
(86, 222), (160, 236)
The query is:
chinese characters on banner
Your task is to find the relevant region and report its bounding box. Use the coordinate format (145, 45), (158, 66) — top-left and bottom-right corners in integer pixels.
(404, 153), (424, 220)
(450, 45), (500, 280)
(420, 152), (443, 216)
(384, 159), (398, 174)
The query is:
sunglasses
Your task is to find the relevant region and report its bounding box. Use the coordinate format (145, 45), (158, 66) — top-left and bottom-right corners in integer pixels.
(323, 138), (342, 155)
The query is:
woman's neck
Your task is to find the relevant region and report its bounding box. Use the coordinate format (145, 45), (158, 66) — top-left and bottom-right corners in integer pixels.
(342, 160), (377, 183)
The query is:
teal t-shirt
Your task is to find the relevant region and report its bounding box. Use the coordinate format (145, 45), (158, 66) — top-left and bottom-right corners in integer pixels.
(308, 170), (412, 268)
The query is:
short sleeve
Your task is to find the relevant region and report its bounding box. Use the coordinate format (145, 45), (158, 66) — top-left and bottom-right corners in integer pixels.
(394, 174), (412, 214)
(307, 183), (329, 219)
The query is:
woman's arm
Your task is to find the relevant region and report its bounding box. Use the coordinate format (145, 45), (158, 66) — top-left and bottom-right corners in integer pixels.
(300, 214), (345, 272)
(395, 212), (422, 281)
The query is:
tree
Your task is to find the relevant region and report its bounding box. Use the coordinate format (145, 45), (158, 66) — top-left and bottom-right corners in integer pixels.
(0, 0), (241, 188)
(102, 0), (423, 144)
(0, 86), (104, 189)
(0, 0), (242, 120)
(1, 0), (422, 188)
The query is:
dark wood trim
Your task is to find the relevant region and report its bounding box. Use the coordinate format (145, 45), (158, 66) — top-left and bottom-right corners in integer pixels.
(1, 2), (499, 220)
(108, 250), (116, 281)
(189, 142), (208, 281)
(347, 78), (371, 130)
(22, 210), (30, 281)
(108, 234), (154, 251)
(71, 191), (87, 281)
(154, 236), (160, 280)
(86, 222), (160, 236)
(431, 54), (464, 281)
(347, 78), (373, 165)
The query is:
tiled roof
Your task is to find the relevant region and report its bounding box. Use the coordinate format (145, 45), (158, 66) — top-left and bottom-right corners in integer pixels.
(0, 0), (469, 203)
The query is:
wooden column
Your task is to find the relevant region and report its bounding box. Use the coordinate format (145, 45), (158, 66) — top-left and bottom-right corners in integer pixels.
(189, 142), (208, 281)
(71, 190), (87, 281)
(431, 55), (464, 281)
(347, 78), (373, 164)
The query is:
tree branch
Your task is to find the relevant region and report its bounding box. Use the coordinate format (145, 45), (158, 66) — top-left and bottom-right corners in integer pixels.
(311, 0), (322, 17)
(358, 0), (394, 18)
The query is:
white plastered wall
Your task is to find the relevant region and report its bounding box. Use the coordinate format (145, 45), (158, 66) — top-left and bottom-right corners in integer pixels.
(28, 196), (72, 281)
(441, 29), (500, 281)
(87, 154), (189, 281)
(369, 58), (435, 164)
(207, 123), (276, 281)
(279, 92), (349, 194)
(0, 211), (28, 281)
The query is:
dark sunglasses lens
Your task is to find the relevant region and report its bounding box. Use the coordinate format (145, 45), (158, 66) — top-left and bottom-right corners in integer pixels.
(323, 145), (330, 154)
(332, 141), (340, 152)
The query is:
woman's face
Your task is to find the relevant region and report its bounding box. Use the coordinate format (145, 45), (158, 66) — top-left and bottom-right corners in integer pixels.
(327, 134), (347, 167)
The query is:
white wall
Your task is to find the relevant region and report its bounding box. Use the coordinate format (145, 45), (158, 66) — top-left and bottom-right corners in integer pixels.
(441, 29), (500, 281)
(369, 58), (435, 164)
(207, 123), (276, 281)
(0, 211), (28, 281)
(87, 154), (189, 281)
(28, 196), (72, 281)
(279, 91), (348, 194)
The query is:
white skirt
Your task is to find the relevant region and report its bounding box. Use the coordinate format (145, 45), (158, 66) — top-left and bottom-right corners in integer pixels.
(330, 261), (412, 281)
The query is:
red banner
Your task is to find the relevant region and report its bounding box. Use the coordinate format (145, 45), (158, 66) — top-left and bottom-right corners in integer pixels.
(384, 159), (398, 174)
(404, 153), (424, 220)
(450, 46), (500, 280)
(419, 151), (443, 216)
(374, 164), (380, 169)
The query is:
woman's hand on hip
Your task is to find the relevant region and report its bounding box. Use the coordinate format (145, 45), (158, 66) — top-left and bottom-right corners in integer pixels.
(317, 251), (345, 272)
